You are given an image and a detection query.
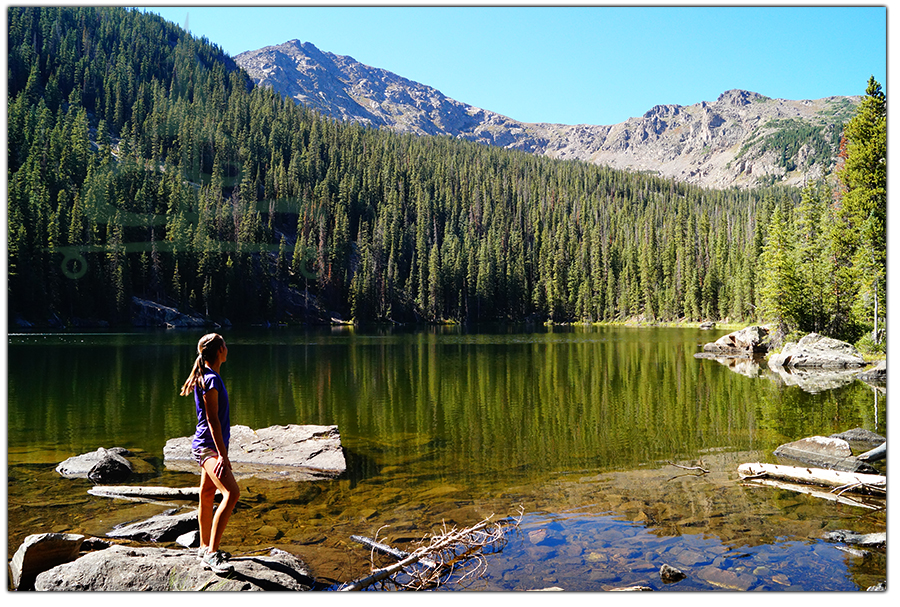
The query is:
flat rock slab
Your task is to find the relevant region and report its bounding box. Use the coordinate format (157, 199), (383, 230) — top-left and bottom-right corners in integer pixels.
(774, 436), (877, 473)
(164, 424), (346, 481)
(34, 544), (314, 591)
(106, 508), (199, 543)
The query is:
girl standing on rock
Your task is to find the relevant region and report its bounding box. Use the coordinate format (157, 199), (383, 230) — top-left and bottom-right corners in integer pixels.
(180, 333), (240, 574)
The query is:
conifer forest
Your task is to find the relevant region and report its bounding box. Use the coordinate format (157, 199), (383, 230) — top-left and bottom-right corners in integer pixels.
(6, 7), (887, 348)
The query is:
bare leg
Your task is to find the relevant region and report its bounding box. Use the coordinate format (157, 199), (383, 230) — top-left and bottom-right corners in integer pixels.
(197, 466), (217, 550)
(200, 457), (240, 552)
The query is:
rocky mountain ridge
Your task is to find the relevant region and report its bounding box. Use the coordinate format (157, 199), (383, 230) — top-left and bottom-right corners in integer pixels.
(235, 39), (860, 190)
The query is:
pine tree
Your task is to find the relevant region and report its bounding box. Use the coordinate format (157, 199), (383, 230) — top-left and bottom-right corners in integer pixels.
(757, 202), (802, 334)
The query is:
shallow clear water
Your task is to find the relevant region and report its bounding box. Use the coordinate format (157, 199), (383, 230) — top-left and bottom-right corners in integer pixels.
(6, 325), (886, 590)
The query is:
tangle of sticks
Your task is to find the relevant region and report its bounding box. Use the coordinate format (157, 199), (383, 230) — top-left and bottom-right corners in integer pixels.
(341, 506), (524, 591)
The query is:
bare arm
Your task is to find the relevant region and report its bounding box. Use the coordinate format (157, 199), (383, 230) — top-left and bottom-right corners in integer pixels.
(202, 388), (230, 477)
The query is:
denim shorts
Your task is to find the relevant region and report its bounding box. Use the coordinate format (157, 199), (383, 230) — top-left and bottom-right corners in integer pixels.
(191, 446), (219, 467)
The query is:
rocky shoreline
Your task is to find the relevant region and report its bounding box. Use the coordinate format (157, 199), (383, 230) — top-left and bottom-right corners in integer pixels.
(9, 425), (346, 591)
(11, 536), (317, 591)
(695, 325), (886, 393)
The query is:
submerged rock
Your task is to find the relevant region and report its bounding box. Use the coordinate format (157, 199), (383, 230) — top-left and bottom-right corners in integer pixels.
(164, 424), (346, 481)
(33, 544), (315, 591)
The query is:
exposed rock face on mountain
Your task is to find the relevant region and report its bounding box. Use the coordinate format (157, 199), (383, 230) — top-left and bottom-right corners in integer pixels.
(236, 40), (859, 190)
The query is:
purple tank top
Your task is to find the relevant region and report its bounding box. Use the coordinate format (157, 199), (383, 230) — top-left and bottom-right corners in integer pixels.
(191, 368), (230, 452)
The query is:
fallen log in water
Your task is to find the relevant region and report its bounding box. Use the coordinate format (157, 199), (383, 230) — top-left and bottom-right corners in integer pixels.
(90, 486), (201, 499)
(737, 463), (885, 495)
(88, 485), (226, 508)
(741, 477), (883, 510)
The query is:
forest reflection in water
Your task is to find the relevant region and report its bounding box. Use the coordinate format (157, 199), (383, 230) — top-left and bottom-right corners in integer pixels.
(6, 326), (886, 590)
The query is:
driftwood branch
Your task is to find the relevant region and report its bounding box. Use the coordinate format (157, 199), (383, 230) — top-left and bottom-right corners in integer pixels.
(351, 534), (438, 569)
(667, 460), (709, 474)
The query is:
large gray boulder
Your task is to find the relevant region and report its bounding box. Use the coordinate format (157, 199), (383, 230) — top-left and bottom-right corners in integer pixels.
(164, 424), (346, 481)
(9, 533), (86, 590)
(33, 544), (314, 591)
(56, 447), (133, 481)
(768, 333), (866, 369)
(701, 325), (769, 356)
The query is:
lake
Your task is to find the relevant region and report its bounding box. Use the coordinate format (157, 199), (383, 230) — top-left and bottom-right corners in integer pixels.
(6, 325), (887, 591)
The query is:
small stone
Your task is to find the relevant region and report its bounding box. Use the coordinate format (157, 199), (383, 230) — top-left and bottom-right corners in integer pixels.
(176, 530), (200, 548)
(660, 563), (686, 583)
(258, 524), (283, 540)
(771, 574), (791, 586)
(528, 528), (547, 544)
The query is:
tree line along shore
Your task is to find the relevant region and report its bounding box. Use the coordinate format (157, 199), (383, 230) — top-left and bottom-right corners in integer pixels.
(7, 7), (886, 354)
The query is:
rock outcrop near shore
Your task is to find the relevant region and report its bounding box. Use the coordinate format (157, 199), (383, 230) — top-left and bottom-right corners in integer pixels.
(30, 543), (314, 591)
(768, 333), (867, 369)
(164, 424), (347, 481)
(699, 325), (770, 356)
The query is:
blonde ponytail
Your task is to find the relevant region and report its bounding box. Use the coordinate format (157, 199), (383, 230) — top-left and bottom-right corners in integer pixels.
(180, 333), (225, 397)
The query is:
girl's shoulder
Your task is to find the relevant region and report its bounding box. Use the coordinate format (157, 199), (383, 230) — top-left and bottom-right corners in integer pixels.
(200, 367), (223, 390)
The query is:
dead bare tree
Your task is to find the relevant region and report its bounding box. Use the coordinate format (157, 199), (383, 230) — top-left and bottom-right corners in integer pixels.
(341, 507), (523, 591)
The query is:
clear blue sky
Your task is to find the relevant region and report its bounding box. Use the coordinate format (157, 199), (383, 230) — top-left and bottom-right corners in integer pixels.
(139, 3), (886, 126)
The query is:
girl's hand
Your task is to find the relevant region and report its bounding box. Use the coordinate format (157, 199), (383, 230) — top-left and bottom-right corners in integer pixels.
(214, 455), (230, 478)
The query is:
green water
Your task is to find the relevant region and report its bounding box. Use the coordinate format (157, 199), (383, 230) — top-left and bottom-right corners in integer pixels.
(6, 326), (886, 590)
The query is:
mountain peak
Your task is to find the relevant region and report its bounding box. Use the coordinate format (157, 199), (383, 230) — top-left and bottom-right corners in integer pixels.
(236, 43), (859, 189)
(716, 89), (768, 106)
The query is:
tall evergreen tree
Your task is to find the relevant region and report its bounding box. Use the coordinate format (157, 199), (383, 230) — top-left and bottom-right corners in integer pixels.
(836, 76), (887, 344)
